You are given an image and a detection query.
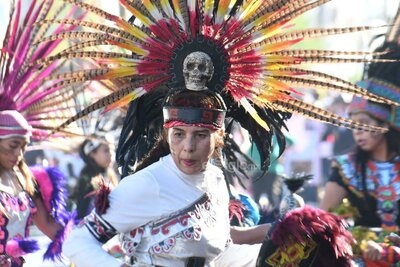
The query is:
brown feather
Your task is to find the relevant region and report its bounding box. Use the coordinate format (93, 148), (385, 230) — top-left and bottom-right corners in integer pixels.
(52, 77), (160, 133)
(61, 0), (115, 20)
(265, 0), (331, 29)
(274, 75), (399, 106)
(60, 40), (114, 54)
(35, 19), (143, 43)
(34, 51), (138, 68)
(177, 0), (190, 35)
(270, 49), (381, 57)
(260, 26), (385, 46)
(34, 32), (126, 46)
(272, 98), (387, 133)
(125, 0), (153, 21)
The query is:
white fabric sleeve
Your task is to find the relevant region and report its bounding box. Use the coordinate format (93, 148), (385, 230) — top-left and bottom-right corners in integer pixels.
(63, 225), (123, 267)
(63, 171), (161, 267)
(102, 171), (161, 233)
(212, 243), (261, 267)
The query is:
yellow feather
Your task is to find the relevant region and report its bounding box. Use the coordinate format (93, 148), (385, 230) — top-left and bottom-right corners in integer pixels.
(95, 67), (138, 79)
(103, 88), (145, 112)
(240, 98), (270, 131)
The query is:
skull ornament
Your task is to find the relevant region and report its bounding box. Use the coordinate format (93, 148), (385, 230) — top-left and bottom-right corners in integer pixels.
(183, 52), (214, 91)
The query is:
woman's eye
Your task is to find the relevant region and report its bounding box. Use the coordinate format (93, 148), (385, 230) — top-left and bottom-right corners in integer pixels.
(197, 134), (206, 138)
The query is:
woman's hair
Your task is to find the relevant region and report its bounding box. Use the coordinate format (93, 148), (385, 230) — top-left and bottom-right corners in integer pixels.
(0, 160), (35, 217)
(353, 112), (400, 206)
(79, 139), (108, 177)
(135, 90), (225, 172)
(19, 160), (36, 196)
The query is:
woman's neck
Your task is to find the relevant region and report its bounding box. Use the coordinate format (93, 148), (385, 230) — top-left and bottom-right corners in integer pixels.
(371, 140), (391, 162)
(0, 169), (22, 195)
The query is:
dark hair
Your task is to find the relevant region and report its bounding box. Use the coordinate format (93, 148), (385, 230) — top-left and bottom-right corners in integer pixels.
(353, 114), (400, 205)
(134, 90), (225, 172)
(79, 139), (107, 176)
(364, 42), (400, 85)
(164, 89), (226, 110)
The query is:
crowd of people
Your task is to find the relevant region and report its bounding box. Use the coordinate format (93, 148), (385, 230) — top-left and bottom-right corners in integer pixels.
(1, 0), (400, 266)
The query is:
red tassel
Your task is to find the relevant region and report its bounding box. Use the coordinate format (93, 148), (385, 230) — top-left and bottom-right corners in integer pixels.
(93, 183), (111, 215)
(229, 199), (245, 223)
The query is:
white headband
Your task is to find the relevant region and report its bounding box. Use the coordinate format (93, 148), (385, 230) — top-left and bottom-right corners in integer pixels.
(83, 140), (102, 156)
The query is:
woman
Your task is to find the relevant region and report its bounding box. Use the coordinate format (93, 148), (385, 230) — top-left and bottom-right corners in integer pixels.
(0, 111), (70, 266)
(320, 97), (400, 229)
(320, 93), (400, 263)
(63, 90), (269, 267)
(74, 138), (119, 220)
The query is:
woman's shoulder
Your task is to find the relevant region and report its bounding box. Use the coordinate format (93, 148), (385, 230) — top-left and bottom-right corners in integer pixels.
(118, 160), (166, 190)
(331, 153), (355, 167)
(111, 169), (161, 203)
(207, 163), (224, 177)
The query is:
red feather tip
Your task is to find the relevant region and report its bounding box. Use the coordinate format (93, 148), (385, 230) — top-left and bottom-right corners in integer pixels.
(94, 183), (111, 215)
(271, 206), (355, 258)
(228, 199), (246, 223)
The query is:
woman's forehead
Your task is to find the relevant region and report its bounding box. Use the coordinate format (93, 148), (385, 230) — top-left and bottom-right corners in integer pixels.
(171, 126), (212, 133)
(350, 112), (376, 121)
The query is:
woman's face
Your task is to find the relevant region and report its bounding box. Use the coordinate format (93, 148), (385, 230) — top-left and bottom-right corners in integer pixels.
(167, 126), (221, 175)
(350, 112), (386, 152)
(90, 143), (112, 169)
(0, 137), (27, 171)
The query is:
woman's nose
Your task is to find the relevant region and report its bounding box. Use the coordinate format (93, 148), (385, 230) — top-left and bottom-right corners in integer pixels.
(11, 147), (23, 159)
(183, 136), (195, 152)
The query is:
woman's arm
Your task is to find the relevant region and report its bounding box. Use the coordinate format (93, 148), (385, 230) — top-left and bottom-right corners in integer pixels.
(31, 196), (62, 240)
(230, 224), (271, 244)
(320, 181), (347, 211)
(63, 224), (124, 267)
(64, 173), (161, 266)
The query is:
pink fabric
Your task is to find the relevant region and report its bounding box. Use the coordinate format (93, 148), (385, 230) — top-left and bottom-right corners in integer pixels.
(5, 239), (25, 257)
(30, 166), (52, 212)
(0, 110), (31, 140)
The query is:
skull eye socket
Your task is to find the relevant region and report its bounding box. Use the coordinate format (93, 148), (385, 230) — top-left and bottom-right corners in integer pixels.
(186, 63), (195, 71)
(198, 64), (206, 72)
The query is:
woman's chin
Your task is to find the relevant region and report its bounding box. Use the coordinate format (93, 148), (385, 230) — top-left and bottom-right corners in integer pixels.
(178, 163), (202, 175)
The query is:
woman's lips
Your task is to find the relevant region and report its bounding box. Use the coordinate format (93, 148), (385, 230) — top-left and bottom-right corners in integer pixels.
(182, 159), (196, 166)
(357, 140), (366, 147)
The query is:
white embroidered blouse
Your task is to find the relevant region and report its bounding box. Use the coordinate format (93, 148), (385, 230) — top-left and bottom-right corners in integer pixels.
(64, 155), (261, 267)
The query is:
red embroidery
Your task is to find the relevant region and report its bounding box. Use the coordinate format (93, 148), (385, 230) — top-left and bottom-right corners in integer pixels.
(202, 111), (212, 121)
(169, 108), (179, 119)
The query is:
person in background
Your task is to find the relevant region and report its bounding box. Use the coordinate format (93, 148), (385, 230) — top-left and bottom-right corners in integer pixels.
(0, 0), (91, 264)
(73, 138), (119, 220)
(0, 111), (71, 266)
(320, 37), (400, 263)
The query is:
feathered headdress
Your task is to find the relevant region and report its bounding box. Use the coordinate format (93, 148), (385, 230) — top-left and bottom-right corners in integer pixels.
(33, 0), (398, 177)
(348, 6), (400, 129)
(256, 206), (355, 267)
(0, 0), (92, 139)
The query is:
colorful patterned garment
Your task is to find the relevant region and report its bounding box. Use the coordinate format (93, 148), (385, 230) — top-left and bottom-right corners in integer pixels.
(0, 190), (37, 267)
(330, 154), (400, 231)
